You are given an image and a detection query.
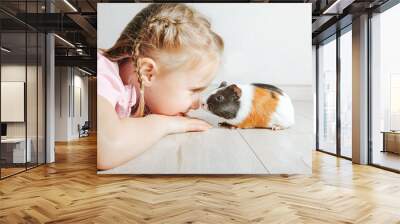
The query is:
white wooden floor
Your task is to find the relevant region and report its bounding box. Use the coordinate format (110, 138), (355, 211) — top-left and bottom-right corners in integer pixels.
(99, 101), (314, 175)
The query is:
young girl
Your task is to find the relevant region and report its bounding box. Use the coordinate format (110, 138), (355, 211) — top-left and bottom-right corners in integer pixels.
(97, 3), (224, 170)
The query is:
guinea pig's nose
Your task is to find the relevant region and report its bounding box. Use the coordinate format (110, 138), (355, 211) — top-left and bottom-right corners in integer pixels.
(201, 102), (208, 110)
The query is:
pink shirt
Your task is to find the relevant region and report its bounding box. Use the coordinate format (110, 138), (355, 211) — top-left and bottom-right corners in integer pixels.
(97, 51), (137, 119)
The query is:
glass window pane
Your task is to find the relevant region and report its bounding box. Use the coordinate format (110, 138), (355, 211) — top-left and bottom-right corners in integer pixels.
(38, 32), (45, 165)
(1, 31), (27, 177)
(371, 3), (400, 171)
(390, 75), (400, 130)
(27, 31), (38, 169)
(318, 37), (337, 154)
(25, 0), (39, 170)
(1, 1), (46, 179)
(340, 29), (352, 158)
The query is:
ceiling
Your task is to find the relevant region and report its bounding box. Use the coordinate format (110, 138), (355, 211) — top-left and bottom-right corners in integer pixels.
(0, 0), (393, 74)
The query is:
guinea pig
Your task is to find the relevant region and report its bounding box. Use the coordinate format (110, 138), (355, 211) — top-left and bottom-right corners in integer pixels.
(201, 81), (295, 130)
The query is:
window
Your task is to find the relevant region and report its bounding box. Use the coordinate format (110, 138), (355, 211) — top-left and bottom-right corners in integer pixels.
(318, 36), (337, 155)
(370, 2), (400, 171)
(390, 74), (400, 130)
(0, 1), (47, 179)
(340, 28), (352, 158)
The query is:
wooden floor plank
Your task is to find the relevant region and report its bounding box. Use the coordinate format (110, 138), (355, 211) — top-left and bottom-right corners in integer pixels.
(238, 130), (313, 174)
(100, 128), (268, 174)
(1, 135), (400, 223)
(100, 101), (313, 174)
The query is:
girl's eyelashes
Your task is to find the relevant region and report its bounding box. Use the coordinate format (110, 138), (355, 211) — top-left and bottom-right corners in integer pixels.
(191, 90), (201, 96)
(191, 87), (207, 93)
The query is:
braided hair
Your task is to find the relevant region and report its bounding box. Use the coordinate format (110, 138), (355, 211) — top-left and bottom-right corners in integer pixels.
(103, 3), (224, 117)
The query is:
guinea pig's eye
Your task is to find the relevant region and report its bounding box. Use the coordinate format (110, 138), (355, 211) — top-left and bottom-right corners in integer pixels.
(216, 95), (224, 102)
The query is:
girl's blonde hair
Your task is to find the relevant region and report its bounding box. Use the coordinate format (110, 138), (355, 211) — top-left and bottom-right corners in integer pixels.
(103, 3), (224, 117)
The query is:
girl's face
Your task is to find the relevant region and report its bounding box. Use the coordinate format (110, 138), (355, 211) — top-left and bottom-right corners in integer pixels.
(145, 58), (220, 116)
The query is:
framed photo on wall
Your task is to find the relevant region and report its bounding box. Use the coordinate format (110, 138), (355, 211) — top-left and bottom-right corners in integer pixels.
(97, 3), (313, 174)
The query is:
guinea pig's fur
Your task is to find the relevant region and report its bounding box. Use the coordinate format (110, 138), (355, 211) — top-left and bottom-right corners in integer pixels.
(202, 81), (295, 130)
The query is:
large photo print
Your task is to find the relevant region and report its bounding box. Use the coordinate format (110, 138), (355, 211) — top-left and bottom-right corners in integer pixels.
(97, 3), (313, 174)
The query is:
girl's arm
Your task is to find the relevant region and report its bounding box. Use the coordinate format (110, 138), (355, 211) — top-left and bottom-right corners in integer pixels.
(97, 96), (211, 170)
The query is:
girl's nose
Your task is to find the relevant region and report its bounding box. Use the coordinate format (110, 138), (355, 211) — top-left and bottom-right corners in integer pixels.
(192, 100), (200, 110)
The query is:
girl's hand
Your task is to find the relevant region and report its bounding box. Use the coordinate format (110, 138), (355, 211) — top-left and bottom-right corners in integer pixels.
(149, 114), (212, 134)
